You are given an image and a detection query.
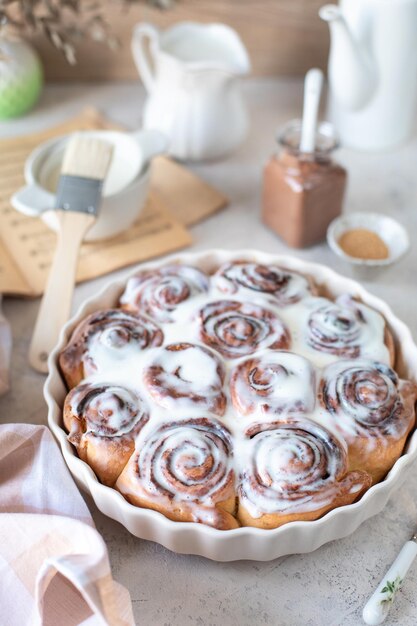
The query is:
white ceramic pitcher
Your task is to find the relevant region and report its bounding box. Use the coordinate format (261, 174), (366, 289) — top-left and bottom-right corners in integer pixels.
(320, 0), (417, 151)
(132, 21), (251, 161)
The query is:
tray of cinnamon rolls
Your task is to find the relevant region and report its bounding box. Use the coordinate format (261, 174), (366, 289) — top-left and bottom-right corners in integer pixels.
(45, 250), (417, 561)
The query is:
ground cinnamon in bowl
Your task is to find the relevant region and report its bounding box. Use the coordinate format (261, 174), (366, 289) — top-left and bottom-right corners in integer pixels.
(338, 228), (389, 260)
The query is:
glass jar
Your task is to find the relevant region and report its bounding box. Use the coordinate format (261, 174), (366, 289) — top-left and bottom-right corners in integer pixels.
(262, 119), (347, 249)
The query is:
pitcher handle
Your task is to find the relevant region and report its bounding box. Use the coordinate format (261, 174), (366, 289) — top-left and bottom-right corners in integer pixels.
(131, 22), (159, 92)
(130, 129), (168, 166)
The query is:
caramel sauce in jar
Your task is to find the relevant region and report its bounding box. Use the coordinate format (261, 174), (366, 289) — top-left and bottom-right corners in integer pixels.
(262, 120), (347, 249)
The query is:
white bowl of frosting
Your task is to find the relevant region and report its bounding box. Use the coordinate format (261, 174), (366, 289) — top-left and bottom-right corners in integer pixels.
(11, 129), (167, 241)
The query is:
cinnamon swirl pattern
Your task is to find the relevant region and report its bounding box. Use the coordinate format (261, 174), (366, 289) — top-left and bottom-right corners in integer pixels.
(230, 351), (315, 417)
(64, 382), (149, 486)
(198, 300), (290, 359)
(120, 264), (209, 323)
(115, 418), (239, 530)
(319, 360), (416, 482)
(59, 309), (163, 389)
(214, 262), (314, 305)
(59, 259), (416, 530)
(305, 296), (390, 362)
(237, 418), (371, 529)
(143, 343), (226, 415)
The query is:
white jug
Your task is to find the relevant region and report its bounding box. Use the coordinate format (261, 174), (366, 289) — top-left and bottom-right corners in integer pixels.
(320, 0), (417, 151)
(132, 21), (251, 161)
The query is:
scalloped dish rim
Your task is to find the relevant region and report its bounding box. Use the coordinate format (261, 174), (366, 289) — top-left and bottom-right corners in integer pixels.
(44, 249), (417, 561)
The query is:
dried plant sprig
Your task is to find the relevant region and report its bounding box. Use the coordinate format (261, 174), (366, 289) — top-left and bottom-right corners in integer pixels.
(0, 0), (174, 64)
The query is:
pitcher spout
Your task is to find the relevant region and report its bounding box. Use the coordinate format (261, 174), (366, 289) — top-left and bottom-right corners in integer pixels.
(320, 4), (376, 111)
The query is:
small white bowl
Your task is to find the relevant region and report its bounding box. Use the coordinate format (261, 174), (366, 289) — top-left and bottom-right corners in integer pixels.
(327, 212), (410, 268)
(11, 129), (167, 242)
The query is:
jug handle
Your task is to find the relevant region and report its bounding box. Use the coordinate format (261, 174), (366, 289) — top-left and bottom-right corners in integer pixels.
(131, 23), (159, 93)
(11, 185), (53, 216)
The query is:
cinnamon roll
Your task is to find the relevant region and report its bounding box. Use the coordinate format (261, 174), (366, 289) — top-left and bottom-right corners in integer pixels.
(143, 343), (227, 415)
(64, 382), (149, 486)
(319, 359), (417, 482)
(198, 300), (291, 359)
(115, 417), (239, 529)
(305, 295), (395, 365)
(230, 351), (315, 417)
(59, 309), (163, 388)
(237, 418), (371, 529)
(120, 264), (209, 323)
(214, 261), (315, 305)
(57, 258), (416, 532)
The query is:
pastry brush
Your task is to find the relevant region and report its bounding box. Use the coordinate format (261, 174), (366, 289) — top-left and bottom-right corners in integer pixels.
(29, 133), (114, 373)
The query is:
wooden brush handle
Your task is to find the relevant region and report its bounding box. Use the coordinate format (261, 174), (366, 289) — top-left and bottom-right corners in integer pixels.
(29, 210), (96, 374)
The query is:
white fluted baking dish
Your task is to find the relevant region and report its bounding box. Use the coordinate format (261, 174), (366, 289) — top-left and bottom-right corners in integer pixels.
(45, 250), (417, 561)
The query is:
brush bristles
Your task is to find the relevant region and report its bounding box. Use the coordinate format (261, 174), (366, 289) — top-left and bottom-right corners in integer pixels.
(61, 134), (114, 181)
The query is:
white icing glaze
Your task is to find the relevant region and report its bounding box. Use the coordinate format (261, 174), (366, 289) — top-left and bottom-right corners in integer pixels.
(278, 295), (390, 368)
(318, 359), (408, 446)
(237, 419), (357, 518)
(67, 262), (401, 519)
(152, 345), (220, 390)
(230, 350), (315, 417)
(197, 299), (290, 359)
(143, 343), (225, 414)
(213, 262), (312, 305)
(134, 419), (233, 506)
(82, 311), (162, 377)
(120, 264), (210, 323)
(159, 292), (389, 369)
(70, 384), (146, 437)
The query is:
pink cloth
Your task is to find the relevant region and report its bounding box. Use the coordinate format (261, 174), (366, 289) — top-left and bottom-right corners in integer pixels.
(0, 298), (11, 396)
(0, 423), (135, 626)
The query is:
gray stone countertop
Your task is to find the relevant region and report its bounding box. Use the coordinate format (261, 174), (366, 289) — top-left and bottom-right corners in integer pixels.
(1, 78), (417, 625)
